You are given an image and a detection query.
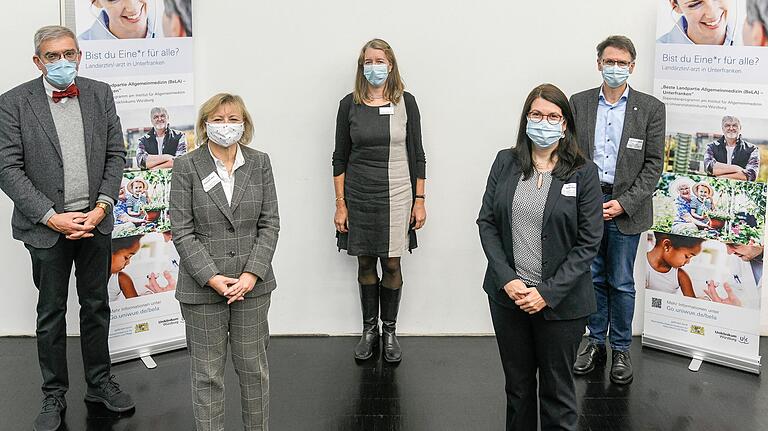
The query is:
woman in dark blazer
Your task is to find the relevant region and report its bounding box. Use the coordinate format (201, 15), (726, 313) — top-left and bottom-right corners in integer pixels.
(477, 84), (603, 431)
(170, 93), (279, 431)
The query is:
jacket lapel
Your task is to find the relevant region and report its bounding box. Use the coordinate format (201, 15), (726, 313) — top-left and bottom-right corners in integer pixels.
(230, 152), (254, 212)
(614, 86), (636, 175)
(26, 78), (63, 160)
(542, 175), (565, 227)
(585, 87), (599, 159)
(76, 77), (94, 161)
(192, 145), (235, 226)
(502, 161), (521, 227)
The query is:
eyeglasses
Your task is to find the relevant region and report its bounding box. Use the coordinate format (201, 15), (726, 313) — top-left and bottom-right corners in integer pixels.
(42, 50), (79, 63)
(527, 111), (563, 125)
(600, 59), (632, 68)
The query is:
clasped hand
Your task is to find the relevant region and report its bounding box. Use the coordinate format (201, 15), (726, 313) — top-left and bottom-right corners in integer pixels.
(47, 207), (106, 240)
(208, 272), (259, 304)
(503, 279), (547, 314)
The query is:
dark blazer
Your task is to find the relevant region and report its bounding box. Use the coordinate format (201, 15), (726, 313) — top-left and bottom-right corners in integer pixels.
(569, 86), (666, 235)
(0, 76), (125, 248)
(477, 149), (603, 320)
(170, 144), (280, 304)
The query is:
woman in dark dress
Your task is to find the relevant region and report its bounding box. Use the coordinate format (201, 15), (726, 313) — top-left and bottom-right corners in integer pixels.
(332, 39), (426, 362)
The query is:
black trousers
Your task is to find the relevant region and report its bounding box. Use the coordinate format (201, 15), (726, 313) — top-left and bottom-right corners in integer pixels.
(25, 231), (112, 396)
(489, 298), (586, 431)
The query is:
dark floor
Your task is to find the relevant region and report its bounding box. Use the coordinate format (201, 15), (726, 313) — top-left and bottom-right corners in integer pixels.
(1, 336), (766, 431)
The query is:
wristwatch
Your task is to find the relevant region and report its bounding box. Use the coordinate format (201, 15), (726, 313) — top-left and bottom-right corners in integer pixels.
(95, 202), (111, 213)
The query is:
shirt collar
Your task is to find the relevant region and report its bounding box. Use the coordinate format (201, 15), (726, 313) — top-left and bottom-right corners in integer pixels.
(42, 77), (76, 102)
(598, 85), (629, 106)
(208, 144), (245, 174)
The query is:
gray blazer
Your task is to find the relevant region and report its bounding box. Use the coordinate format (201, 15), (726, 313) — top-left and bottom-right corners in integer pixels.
(170, 144), (280, 304)
(569, 86), (666, 235)
(0, 76), (125, 248)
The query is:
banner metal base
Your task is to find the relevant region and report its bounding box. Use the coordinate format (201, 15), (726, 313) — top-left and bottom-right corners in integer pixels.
(642, 334), (761, 375)
(110, 338), (187, 365)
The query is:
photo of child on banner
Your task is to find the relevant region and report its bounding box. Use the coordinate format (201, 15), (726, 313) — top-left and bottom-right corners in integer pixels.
(109, 232), (178, 302)
(113, 169), (171, 238)
(652, 172), (766, 245)
(646, 232), (762, 309)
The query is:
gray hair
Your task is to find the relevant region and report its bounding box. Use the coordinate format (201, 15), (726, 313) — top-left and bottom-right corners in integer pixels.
(150, 107), (169, 119)
(164, 0), (193, 36)
(746, 0), (768, 27)
(722, 115), (742, 128)
(34, 25), (78, 57)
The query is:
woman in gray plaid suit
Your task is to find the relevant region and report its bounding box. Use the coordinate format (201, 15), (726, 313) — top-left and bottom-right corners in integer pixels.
(170, 93), (279, 431)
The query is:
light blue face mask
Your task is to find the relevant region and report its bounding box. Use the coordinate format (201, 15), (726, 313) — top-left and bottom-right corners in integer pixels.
(602, 65), (630, 88)
(45, 59), (78, 88)
(526, 119), (564, 149)
(363, 64), (388, 87)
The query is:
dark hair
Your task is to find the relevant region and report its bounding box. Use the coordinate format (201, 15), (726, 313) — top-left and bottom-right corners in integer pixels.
(654, 232), (705, 249)
(514, 84), (585, 181)
(596, 35), (637, 61)
(112, 235), (142, 253)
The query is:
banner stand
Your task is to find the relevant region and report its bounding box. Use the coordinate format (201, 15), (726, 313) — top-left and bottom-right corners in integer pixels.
(643, 334), (761, 374)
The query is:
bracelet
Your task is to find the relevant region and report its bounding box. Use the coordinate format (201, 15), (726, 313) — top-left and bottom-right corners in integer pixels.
(335, 196), (345, 201)
(415, 194), (426, 200)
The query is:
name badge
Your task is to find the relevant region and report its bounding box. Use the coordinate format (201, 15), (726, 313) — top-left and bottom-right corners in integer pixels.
(627, 138), (644, 150)
(202, 172), (221, 192)
(561, 183), (577, 197)
(379, 106), (394, 115)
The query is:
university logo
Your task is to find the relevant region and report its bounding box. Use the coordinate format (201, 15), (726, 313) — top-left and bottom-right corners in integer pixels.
(135, 323), (150, 333)
(690, 325), (705, 336)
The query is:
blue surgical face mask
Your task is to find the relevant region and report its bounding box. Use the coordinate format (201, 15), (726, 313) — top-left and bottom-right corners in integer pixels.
(45, 59), (78, 88)
(363, 64), (389, 87)
(526, 119), (564, 149)
(602, 65), (630, 88)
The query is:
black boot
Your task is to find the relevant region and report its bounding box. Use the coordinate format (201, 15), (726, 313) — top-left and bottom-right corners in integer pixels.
(353, 283), (379, 360)
(380, 285), (402, 363)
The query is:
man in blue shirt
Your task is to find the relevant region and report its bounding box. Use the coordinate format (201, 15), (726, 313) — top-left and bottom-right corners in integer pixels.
(569, 36), (666, 385)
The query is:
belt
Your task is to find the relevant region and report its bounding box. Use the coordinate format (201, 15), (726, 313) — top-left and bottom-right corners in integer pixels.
(600, 183), (613, 195)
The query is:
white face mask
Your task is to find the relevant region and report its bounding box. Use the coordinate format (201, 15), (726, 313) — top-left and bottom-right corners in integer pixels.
(206, 122), (244, 147)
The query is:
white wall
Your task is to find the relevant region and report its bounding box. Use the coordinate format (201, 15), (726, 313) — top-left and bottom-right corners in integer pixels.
(0, 0), (708, 336)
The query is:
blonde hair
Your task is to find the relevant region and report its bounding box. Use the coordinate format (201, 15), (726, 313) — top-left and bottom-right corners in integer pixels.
(196, 93), (254, 146)
(353, 39), (405, 105)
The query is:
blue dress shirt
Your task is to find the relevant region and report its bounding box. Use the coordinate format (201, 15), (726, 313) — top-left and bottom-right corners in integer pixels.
(593, 86), (629, 185)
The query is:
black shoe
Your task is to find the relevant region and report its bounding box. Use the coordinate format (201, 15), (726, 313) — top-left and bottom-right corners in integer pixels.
(380, 285), (402, 363)
(34, 394), (66, 431)
(573, 342), (606, 375)
(354, 283), (380, 360)
(84, 375), (135, 412)
(610, 350), (633, 385)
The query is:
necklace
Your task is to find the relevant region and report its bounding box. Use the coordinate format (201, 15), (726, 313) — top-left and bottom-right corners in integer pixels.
(533, 161), (553, 190)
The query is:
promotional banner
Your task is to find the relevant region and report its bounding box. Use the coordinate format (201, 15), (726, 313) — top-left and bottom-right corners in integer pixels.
(647, 0), (768, 373)
(67, 0), (194, 362)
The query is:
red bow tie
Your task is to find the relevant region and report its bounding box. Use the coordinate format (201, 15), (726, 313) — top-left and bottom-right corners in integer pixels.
(52, 84), (79, 103)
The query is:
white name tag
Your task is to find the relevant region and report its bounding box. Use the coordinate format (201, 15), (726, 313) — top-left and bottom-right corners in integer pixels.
(202, 172), (221, 192)
(379, 106), (394, 115)
(561, 183), (577, 197)
(627, 138), (644, 150)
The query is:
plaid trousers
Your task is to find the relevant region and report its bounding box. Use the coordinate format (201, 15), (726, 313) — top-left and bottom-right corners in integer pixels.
(181, 293), (271, 431)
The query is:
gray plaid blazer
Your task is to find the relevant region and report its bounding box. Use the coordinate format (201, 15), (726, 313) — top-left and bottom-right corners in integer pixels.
(170, 143), (280, 304)
(0, 77), (125, 248)
(570, 86), (666, 235)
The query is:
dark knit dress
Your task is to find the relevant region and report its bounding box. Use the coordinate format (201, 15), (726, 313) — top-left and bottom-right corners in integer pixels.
(333, 92), (426, 258)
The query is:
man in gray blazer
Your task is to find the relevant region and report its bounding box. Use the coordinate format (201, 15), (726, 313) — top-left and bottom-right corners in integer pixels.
(0, 26), (133, 431)
(569, 35), (666, 385)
